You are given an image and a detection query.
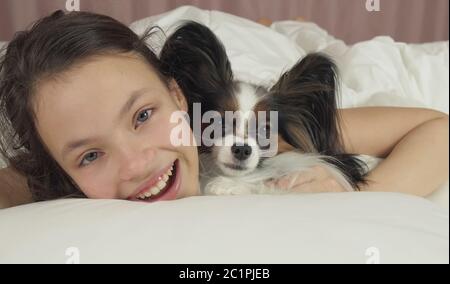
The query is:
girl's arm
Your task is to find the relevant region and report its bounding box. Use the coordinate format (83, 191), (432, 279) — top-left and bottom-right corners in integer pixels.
(0, 167), (33, 209)
(339, 107), (449, 196)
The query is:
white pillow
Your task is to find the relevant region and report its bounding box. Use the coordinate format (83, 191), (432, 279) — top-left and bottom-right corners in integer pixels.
(130, 5), (306, 88)
(0, 193), (448, 264)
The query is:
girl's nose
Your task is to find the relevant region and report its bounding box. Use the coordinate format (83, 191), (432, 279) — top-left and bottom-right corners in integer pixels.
(118, 147), (156, 182)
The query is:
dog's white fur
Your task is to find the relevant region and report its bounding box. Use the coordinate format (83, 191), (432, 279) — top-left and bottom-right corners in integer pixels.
(200, 151), (355, 195)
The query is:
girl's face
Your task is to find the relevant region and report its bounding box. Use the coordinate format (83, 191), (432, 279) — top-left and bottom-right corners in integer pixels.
(33, 53), (200, 201)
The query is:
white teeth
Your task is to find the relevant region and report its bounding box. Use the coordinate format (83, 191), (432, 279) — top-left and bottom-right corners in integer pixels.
(135, 161), (176, 200)
(150, 186), (161, 195)
(157, 180), (167, 190)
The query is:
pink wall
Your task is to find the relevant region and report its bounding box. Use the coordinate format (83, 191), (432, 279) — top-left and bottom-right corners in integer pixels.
(0, 0), (448, 44)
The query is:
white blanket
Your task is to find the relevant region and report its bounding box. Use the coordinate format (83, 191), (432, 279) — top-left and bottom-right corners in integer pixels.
(131, 6), (449, 113)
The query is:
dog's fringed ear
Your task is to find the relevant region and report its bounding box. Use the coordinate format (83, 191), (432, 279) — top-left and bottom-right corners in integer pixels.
(269, 53), (368, 190)
(269, 53), (342, 154)
(160, 21), (235, 119)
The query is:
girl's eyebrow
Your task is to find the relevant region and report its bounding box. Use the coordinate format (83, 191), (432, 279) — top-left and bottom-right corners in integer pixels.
(60, 88), (149, 159)
(117, 88), (149, 122)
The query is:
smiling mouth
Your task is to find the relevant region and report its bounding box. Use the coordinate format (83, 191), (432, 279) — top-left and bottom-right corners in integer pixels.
(134, 160), (178, 201)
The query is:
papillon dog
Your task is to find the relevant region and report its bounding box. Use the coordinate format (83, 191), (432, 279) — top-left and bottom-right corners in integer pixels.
(159, 22), (368, 195)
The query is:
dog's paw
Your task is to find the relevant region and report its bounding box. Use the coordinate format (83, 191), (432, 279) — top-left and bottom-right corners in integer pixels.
(203, 177), (253, 195)
(204, 186), (236, 195)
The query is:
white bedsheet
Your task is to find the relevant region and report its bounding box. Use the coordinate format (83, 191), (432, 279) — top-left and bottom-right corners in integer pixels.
(0, 6), (448, 264)
(0, 193), (448, 264)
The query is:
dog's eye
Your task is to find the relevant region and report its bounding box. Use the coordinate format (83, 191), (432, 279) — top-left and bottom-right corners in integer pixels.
(258, 124), (271, 137)
(257, 123), (272, 150)
(220, 117), (234, 135)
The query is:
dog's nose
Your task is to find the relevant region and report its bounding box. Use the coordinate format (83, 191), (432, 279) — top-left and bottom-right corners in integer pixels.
(231, 144), (252, 161)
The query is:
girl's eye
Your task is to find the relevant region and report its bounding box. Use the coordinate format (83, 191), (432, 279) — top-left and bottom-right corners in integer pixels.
(79, 152), (100, 167)
(135, 108), (153, 127)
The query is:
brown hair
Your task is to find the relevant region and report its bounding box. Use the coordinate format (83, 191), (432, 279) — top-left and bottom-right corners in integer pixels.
(0, 10), (167, 201)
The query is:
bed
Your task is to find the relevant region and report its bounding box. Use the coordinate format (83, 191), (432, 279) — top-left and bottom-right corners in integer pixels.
(0, 6), (448, 264)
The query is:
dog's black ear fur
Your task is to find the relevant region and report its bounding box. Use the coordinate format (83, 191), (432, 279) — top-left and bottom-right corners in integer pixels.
(269, 53), (368, 189)
(160, 21), (235, 122)
(269, 53), (340, 154)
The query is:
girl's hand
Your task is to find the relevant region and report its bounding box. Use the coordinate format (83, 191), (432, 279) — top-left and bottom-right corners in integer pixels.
(265, 166), (347, 193)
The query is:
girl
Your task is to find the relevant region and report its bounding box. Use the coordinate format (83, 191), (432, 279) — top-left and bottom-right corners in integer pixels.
(0, 11), (448, 209)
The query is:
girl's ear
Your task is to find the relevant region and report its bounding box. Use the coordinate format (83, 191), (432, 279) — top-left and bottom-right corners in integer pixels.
(168, 79), (188, 112)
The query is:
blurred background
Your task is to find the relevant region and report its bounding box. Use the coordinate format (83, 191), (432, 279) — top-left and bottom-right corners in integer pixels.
(0, 0), (448, 44)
